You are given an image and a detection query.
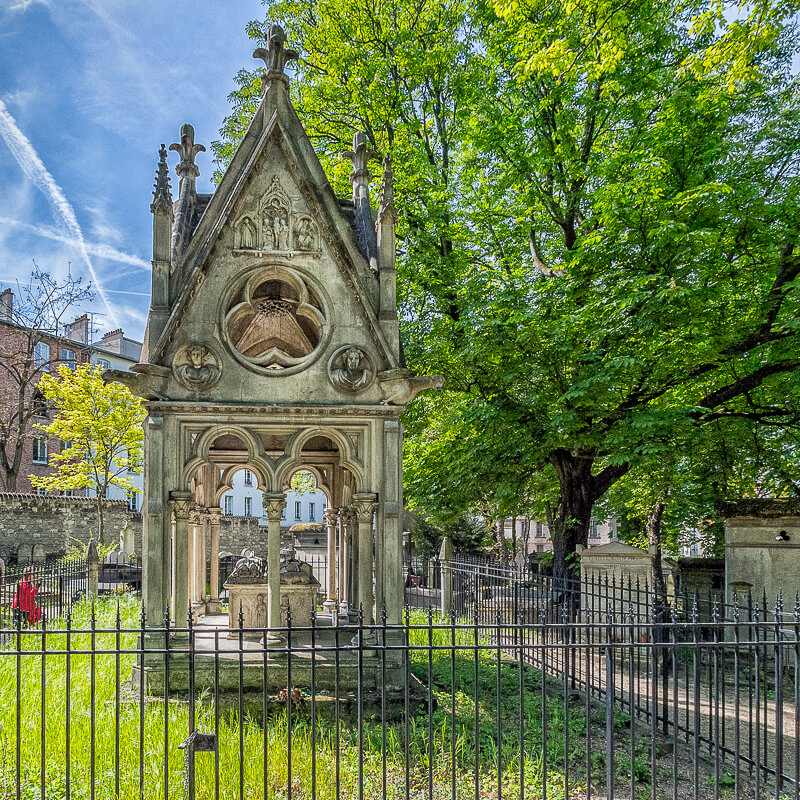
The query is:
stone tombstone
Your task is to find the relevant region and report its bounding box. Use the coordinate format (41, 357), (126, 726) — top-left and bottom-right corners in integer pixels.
(16, 544), (32, 566)
(720, 499), (800, 610)
(280, 556), (320, 627)
(579, 541), (677, 623)
(31, 544), (46, 564)
(224, 552), (268, 639)
(120, 519), (136, 555)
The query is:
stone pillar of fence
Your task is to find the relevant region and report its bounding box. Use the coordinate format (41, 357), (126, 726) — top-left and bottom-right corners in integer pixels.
(439, 537), (453, 616)
(87, 536), (99, 599)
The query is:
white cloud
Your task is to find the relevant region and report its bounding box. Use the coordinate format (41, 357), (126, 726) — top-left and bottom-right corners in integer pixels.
(0, 97), (118, 325)
(0, 216), (150, 270)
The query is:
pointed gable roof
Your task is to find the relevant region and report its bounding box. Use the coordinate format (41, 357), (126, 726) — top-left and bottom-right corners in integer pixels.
(149, 45), (397, 371)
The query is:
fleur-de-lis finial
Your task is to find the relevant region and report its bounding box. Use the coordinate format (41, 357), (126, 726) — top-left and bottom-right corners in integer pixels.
(342, 131), (380, 177)
(169, 124), (206, 180)
(253, 24), (299, 77)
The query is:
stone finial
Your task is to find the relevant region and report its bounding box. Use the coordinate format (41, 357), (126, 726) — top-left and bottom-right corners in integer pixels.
(377, 154), (397, 224)
(342, 132), (380, 191)
(169, 124), (206, 181)
(150, 144), (173, 213)
(253, 24), (299, 77)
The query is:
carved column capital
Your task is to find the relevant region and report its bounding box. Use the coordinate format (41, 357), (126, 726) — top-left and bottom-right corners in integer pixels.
(262, 492), (286, 521)
(323, 507), (339, 527)
(352, 492), (378, 524)
(206, 506), (222, 526)
(169, 491), (193, 520)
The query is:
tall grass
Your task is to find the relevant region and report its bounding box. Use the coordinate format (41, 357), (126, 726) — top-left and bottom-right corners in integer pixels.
(0, 600), (601, 799)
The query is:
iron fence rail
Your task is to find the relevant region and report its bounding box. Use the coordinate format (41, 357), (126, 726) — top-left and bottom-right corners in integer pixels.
(0, 602), (799, 800)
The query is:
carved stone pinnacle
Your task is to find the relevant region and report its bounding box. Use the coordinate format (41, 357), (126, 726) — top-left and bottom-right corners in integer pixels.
(169, 124), (206, 179)
(253, 24), (299, 78)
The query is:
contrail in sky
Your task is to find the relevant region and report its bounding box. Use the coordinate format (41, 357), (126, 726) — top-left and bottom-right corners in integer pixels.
(0, 217), (151, 270)
(0, 99), (118, 325)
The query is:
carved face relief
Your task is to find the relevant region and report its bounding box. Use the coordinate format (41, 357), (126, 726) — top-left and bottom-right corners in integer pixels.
(224, 266), (327, 374)
(328, 345), (374, 393)
(173, 344), (221, 392)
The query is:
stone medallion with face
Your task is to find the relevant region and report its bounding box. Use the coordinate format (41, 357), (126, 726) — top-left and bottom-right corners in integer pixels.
(173, 344), (222, 393)
(328, 345), (374, 393)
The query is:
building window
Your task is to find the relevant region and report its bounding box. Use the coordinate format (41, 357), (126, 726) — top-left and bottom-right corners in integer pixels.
(535, 523), (544, 538)
(32, 437), (48, 464)
(127, 490), (138, 511)
(60, 440), (72, 452)
(31, 391), (47, 417)
(34, 342), (50, 371)
(61, 348), (76, 369)
(223, 496), (233, 515)
(309, 502), (315, 521)
(61, 489), (74, 498)
(281, 505), (286, 520)
(96, 358), (110, 370)
(243, 469), (253, 486)
(127, 447), (140, 473)
(244, 496), (253, 517)
(589, 519), (600, 539)
(295, 501), (301, 520)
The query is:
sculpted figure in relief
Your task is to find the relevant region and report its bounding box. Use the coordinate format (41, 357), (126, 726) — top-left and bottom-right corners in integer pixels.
(173, 344), (221, 392)
(295, 218), (316, 251)
(329, 346), (373, 393)
(239, 217), (257, 249)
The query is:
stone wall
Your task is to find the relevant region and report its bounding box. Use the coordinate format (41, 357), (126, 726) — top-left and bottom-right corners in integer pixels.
(0, 493), (137, 561)
(721, 499), (800, 608)
(0, 494), (294, 565)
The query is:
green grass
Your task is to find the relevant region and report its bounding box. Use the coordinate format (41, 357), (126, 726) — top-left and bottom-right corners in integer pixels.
(0, 601), (634, 799)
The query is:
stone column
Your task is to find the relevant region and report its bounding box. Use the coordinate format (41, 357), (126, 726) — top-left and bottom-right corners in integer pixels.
(169, 491), (193, 628)
(352, 493), (377, 624)
(188, 508), (198, 606)
(197, 510), (208, 609)
(262, 492), (286, 641)
(323, 507), (339, 613)
(338, 507), (350, 615)
(346, 506), (359, 613)
(143, 415), (167, 627)
(439, 536), (454, 617)
(206, 507), (222, 615)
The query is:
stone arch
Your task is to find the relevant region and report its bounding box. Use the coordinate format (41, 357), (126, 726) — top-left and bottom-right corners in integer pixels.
(214, 462), (271, 505)
(276, 426), (363, 489)
(283, 464), (332, 503)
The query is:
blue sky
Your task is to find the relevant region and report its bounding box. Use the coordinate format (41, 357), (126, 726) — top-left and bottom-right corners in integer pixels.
(0, 0), (264, 342)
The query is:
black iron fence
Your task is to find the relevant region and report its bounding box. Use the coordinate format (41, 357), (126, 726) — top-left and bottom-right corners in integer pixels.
(0, 596), (798, 800)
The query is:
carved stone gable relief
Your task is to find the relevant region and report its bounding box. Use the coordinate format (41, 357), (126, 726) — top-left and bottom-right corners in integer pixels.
(328, 345), (374, 393)
(224, 266), (329, 375)
(233, 176), (321, 257)
(172, 344), (222, 393)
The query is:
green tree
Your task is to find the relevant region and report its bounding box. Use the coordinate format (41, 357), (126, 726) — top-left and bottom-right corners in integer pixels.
(30, 364), (146, 544)
(219, 0), (800, 581)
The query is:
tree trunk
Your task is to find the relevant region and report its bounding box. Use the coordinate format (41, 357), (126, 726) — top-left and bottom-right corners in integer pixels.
(495, 520), (508, 562)
(550, 450), (596, 585)
(96, 494), (105, 545)
(646, 502), (669, 623)
(5, 470), (17, 493)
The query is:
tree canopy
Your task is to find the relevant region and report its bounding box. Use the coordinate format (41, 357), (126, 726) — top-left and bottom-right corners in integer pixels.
(30, 364), (145, 544)
(216, 0), (800, 578)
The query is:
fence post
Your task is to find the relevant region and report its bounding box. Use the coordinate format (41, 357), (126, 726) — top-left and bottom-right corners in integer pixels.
(439, 537), (453, 617)
(87, 537), (99, 599)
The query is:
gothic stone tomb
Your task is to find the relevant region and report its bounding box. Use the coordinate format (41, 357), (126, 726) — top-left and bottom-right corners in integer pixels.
(113, 26), (442, 640)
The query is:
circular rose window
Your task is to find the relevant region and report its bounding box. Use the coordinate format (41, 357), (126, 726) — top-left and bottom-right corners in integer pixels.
(223, 266), (328, 375)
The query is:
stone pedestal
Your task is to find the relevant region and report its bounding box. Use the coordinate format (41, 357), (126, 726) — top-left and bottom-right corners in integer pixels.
(281, 557), (321, 627)
(224, 582), (269, 640)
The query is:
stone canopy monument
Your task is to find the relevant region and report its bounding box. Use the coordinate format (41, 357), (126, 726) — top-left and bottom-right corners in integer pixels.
(113, 25), (442, 637)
